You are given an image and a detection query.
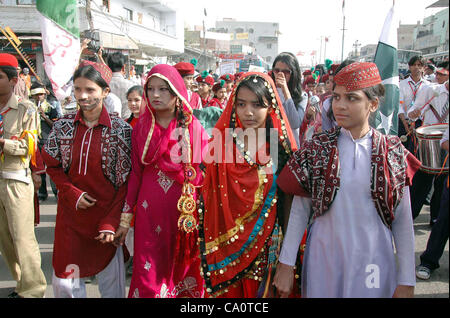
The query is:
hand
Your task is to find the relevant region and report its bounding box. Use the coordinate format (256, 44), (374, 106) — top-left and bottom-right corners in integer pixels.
(275, 73), (291, 100)
(272, 262), (295, 298)
(306, 106), (316, 119)
(76, 193), (97, 210)
(392, 285), (414, 298)
(95, 232), (115, 244)
(38, 107), (46, 117)
(113, 226), (129, 247)
(409, 109), (421, 120)
(81, 38), (90, 52)
(31, 172), (42, 192)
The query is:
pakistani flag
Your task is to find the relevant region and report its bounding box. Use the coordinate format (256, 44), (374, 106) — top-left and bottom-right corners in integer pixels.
(37, 0), (80, 100)
(372, 4), (399, 135)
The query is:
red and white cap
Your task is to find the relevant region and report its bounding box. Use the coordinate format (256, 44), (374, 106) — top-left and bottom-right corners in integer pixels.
(334, 62), (382, 91)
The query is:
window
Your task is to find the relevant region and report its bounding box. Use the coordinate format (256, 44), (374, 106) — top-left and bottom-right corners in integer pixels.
(443, 20), (446, 28)
(249, 28), (254, 34)
(267, 43), (272, 49)
(16, 0), (36, 4)
(235, 27), (244, 33)
(124, 7), (133, 21)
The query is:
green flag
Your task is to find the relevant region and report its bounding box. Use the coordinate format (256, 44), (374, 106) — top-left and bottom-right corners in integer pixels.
(372, 5), (399, 135)
(36, 0), (79, 38)
(36, 0), (80, 100)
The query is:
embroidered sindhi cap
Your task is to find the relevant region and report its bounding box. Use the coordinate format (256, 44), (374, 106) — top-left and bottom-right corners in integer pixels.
(78, 60), (113, 85)
(0, 53), (19, 68)
(334, 62), (382, 92)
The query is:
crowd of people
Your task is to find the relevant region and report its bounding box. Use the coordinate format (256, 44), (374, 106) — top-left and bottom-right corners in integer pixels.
(0, 44), (448, 298)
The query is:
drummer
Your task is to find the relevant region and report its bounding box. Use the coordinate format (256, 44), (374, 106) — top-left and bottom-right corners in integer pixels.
(416, 126), (449, 280)
(398, 55), (430, 153)
(408, 76), (449, 225)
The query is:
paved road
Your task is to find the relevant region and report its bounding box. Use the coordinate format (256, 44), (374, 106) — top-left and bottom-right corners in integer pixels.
(1, 188), (448, 298)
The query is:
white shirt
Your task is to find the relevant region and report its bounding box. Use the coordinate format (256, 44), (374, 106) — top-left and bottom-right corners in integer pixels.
(109, 72), (134, 119)
(279, 128), (415, 297)
(408, 83), (449, 125)
(399, 77), (430, 118)
(104, 92), (123, 116)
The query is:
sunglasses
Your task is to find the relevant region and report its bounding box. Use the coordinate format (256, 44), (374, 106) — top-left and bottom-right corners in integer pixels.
(273, 68), (292, 76)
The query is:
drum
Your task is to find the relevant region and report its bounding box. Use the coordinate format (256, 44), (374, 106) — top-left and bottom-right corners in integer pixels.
(415, 124), (449, 174)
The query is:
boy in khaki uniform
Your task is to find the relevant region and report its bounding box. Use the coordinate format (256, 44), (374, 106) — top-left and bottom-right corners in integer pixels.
(0, 53), (46, 298)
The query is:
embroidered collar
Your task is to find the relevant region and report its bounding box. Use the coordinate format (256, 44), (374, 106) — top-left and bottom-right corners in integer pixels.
(74, 105), (112, 128)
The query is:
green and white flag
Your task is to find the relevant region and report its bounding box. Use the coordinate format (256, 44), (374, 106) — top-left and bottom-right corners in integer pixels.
(37, 0), (80, 100)
(372, 4), (399, 135)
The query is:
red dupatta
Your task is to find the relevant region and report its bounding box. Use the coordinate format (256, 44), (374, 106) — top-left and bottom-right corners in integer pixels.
(198, 72), (298, 295)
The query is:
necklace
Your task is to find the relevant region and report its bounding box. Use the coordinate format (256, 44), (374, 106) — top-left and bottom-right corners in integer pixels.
(232, 131), (273, 168)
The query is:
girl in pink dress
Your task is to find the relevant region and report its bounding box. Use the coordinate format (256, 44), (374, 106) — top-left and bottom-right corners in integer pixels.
(115, 64), (209, 298)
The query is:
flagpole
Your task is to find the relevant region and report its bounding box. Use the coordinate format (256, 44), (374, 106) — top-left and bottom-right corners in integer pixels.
(341, 0), (346, 62)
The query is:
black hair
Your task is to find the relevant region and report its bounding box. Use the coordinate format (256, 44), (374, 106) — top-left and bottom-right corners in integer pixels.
(408, 55), (426, 67)
(126, 85), (144, 99)
(0, 66), (18, 80)
(235, 76), (271, 109)
(362, 84), (385, 101)
(327, 59), (356, 121)
(271, 52), (304, 108)
(31, 82), (45, 90)
(73, 65), (109, 90)
(437, 60), (449, 70)
(107, 52), (126, 72)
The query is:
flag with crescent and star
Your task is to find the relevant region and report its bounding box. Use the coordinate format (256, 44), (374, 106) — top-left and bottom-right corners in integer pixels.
(372, 3), (399, 135)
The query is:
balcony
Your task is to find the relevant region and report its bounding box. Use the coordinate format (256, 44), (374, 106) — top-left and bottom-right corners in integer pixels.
(0, 3), (183, 56)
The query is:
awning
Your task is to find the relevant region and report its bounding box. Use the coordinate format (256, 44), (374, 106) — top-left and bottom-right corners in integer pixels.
(426, 0), (449, 8)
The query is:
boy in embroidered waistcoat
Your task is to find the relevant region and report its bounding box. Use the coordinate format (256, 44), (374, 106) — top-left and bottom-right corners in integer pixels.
(42, 60), (132, 298)
(273, 62), (421, 298)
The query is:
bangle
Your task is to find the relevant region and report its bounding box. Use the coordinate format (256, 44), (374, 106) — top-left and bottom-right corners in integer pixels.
(119, 213), (133, 228)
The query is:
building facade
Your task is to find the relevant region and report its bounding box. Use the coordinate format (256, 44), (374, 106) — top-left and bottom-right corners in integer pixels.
(214, 19), (279, 67)
(413, 7), (449, 54)
(0, 0), (184, 79)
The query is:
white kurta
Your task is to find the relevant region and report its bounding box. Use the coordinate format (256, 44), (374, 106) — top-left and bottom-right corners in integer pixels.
(279, 128), (416, 298)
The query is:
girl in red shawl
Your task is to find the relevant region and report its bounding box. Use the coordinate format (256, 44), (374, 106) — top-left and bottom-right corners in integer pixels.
(114, 64), (209, 298)
(207, 80), (228, 109)
(198, 72), (298, 298)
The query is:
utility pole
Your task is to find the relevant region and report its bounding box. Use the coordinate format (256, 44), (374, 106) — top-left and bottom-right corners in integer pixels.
(319, 36), (323, 64)
(202, 8), (207, 70)
(85, 0), (94, 31)
(353, 40), (361, 58)
(341, 0), (346, 62)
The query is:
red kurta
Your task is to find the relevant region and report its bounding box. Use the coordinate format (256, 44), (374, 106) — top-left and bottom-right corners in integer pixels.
(207, 98), (226, 110)
(42, 107), (128, 278)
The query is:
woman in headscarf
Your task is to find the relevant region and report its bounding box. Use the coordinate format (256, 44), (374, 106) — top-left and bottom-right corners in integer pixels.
(114, 64), (209, 298)
(273, 62), (421, 298)
(198, 72), (298, 298)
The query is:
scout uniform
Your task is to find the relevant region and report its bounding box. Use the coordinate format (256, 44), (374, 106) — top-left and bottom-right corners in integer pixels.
(0, 53), (47, 298)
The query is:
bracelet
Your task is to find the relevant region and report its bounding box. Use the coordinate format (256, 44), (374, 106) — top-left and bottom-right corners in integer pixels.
(119, 213), (133, 229)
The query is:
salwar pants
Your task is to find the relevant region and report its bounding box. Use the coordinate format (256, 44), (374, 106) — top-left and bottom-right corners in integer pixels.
(52, 246), (125, 298)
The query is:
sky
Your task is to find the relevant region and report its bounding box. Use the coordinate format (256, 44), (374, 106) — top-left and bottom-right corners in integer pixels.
(169, 0), (445, 66)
